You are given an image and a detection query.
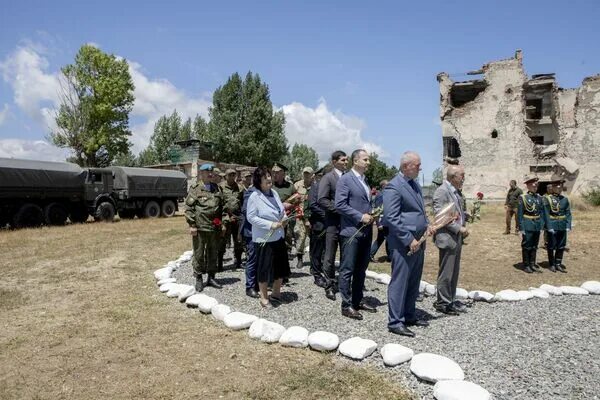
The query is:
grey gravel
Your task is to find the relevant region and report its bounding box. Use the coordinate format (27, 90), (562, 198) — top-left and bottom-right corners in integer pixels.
(172, 251), (600, 400)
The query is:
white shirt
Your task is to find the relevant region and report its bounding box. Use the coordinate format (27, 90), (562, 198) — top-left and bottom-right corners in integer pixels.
(334, 168), (343, 177)
(445, 180), (464, 225)
(352, 168), (371, 200)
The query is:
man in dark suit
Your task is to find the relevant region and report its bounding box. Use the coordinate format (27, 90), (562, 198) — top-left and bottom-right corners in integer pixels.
(432, 164), (469, 315)
(335, 149), (377, 320)
(317, 150), (348, 300)
(308, 166), (330, 287)
(370, 179), (390, 262)
(383, 151), (433, 337)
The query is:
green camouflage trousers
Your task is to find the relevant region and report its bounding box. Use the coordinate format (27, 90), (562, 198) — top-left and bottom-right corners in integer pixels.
(192, 230), (219, 276)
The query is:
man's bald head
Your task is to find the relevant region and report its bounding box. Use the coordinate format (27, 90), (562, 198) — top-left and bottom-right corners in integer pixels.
(400, 151), (421, 179)
(446, 164), (465, 190)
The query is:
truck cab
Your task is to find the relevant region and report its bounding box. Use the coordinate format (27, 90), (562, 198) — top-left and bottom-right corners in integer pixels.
(84, 168), (116, 221)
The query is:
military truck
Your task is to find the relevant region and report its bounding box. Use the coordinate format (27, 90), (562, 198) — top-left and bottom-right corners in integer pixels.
(0, 158), (188, 228)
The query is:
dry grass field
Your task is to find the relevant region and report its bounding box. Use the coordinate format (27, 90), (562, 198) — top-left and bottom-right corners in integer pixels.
(0, 216), (412, 400)
(370, 202), (600, 292)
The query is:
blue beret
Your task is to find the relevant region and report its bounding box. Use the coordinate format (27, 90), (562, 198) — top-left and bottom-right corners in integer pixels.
(199, 163), (214, 171)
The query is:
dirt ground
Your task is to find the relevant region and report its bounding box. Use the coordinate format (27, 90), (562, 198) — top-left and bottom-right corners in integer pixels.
(0, 217), (412, 400)
(370, 202), (600, 292)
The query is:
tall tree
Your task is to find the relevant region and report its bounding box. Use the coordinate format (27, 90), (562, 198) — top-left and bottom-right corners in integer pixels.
(192, 115), (209, 140)
(137, 146), (159, 166)
(180, 117), (192, 141)
(208, 72), (287, 166)
(363, 152), (397, 188)
(149, 110), (181, 163)
(112, 149), (137, 166)
(284, 143), (319, 181)
(50, 44), (135, 167)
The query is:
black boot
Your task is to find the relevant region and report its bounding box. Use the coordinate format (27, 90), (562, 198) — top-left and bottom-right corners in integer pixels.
(530, 249), (542, 273)
(235, 252), (243, 270)
(547, 249), (556, 272)
(522, 249), (533, 273)
(206, 273), (222, 289)
(555, 250), (566, 273)
(217, 255), (224, 272)
(296, 254), (304, 269)
(195, 275), (204, 292)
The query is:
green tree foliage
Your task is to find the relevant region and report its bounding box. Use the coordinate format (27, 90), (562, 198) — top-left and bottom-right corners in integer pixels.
(208, 72), (287, 166)
(364, 153), (397, 188)
(137, 146), (159, 166)
(432, 167), (443, 185)
(50, 44), (135, 167)
(180, 117), (192, 141)
(284, 143), (319, 181)
(192, 115), (209, 140)
(149, 110), (181, 163)
(111, 149), (137, 166)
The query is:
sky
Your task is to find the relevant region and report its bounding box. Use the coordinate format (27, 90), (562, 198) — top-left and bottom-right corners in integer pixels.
(1, 0), (599, 182)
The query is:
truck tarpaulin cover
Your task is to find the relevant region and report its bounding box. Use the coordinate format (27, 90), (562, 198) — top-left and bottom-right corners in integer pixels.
(0, 158), (85, 194)
(109, 166), (187, 197)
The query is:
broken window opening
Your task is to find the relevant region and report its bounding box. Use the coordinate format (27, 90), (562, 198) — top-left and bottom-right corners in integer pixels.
(491, 129), (498, 139)
(529, 136), (544, 145)
(530, 165), (553, 173)
(443, 137), (461, 158)
(450, 80), (488, 107)
(526, 99), (543, 120)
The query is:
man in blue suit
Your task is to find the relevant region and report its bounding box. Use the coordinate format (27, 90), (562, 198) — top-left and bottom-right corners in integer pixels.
(335, 149), (377, 320)
(383, 151), (433, 337)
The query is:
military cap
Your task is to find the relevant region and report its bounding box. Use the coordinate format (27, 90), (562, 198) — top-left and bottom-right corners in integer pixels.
(302, 166), (314, 174)
(242, 170), (253, 177)
(548, 173), (566, 184)
(199, 163), (214, 171)
(523, 174), (539, 184)
(271, 162), (288, 172)
(225, 168), (237, 175)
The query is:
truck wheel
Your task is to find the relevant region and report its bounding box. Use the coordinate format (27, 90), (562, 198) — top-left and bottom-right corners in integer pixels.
(44, 203), (68, 226)
(144, 201), (160, 218)
(118, 209), (136, 219)
(69, 205), (89, 223)
(161, 200), (177, 217)
(12, 203), (44, 228)
(94, 202), (115, 222)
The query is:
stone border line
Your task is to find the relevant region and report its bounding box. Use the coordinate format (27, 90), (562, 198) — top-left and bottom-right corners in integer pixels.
(154, 250), (600, 400)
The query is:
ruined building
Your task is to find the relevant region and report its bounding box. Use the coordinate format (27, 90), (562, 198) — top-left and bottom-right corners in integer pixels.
(437, 50), (600, 198)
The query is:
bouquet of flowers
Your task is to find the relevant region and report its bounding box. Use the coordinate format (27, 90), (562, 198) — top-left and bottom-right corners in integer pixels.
(346, 205), (384, 243)
(407, 202), (457, 256)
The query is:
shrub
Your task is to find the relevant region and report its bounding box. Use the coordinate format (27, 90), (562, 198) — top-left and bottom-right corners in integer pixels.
(582, 187), (600, 207)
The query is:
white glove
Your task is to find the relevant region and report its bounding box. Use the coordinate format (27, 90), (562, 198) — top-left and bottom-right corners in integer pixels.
(547, 229), (555, 234)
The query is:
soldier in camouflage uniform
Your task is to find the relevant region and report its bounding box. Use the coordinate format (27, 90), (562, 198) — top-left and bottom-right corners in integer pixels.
(542, 175), (572, 273)
(292, 167), (315, 269)
(517, 175), (544, 274)
(219, 168), (244, 270)
(271, 163), (299, 256)
(185, 163), (228, 291)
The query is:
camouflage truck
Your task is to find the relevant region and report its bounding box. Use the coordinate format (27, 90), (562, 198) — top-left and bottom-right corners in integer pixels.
(0, 158), (188, 228)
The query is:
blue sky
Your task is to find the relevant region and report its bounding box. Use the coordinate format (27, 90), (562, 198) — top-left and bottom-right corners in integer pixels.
(1, 0), (599, 181)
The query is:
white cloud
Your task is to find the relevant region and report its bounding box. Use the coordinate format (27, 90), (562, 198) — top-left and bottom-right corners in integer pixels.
(0, 104), (9, 125)
(280, 99), (384, 163)
(0, 139), (70, 161)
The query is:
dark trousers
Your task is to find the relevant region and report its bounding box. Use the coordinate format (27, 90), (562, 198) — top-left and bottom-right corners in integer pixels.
(521, 230), (541, 250)
(436, 237), (462, 307)
(309, 228), (326, 279)
(339, 233), (371, 310)
(243, 236), (257, 290)
(546, 230), (567, 250)
(388, 241), (424, 329)
(370, 227), (389, 259)
(323, 227), (340, 288)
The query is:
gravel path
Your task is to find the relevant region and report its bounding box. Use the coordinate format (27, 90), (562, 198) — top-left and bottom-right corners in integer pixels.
(172, 251), (600, 400)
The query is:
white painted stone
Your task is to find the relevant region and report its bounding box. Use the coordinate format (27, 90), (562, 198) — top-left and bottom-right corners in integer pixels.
(468, 290), (495, 302)
(455, 288), (469, 300)
(338, 337), (377, 360)
(517, 290), (534, 300)
(183, 250), (193, 257)
(197, 294), (219, 313)
(334, 260), (340, 267)
(157, 277), (176, 286)
(279, 326), (309, 348)
(154, 266), (173, 281)
(381, 343), (414, 366)
(528, 288), (551, 299)
(159, 282), (177, 293)
(425, 284), (436, 296)
(433, 380), (491, 400)
(365, 270), (380, 280)
(184, 293), (202, 307)
(410, 353), (465, 383)
(177, 285), (196, 302)
(166, 284), (183, 298)
(248, 319), (286, 343)
(559, 286), (589, 295)
(419, 280), (430, 293)
(223, 312), (258, 330)
(308, 331), (340, 352)
(211, 304), (232, 321)
(376, 273), (391, 285)
(582, 281), (600, 294)
(494, 289), (521, 302)
(539, 284), (563, 296)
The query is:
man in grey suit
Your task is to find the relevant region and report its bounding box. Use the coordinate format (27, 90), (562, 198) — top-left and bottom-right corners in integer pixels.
(432, 164), (469, 315)
(383, 152), (433, 337)
(335, 149), (377, 320)
(317, 150), (348, 301)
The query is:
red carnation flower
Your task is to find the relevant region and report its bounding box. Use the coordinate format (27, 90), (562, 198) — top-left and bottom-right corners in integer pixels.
(213, 218), (222, 227)
(476, 192), (484, 199)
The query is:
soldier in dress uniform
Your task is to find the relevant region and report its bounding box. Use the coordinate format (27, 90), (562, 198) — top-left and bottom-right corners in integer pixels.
(185, 163), (228, 291)
(542, 175), (572, 273)
(219, 168), (244, 270)
(292, 167), (315, 269)
(517, 175), (544, 274)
